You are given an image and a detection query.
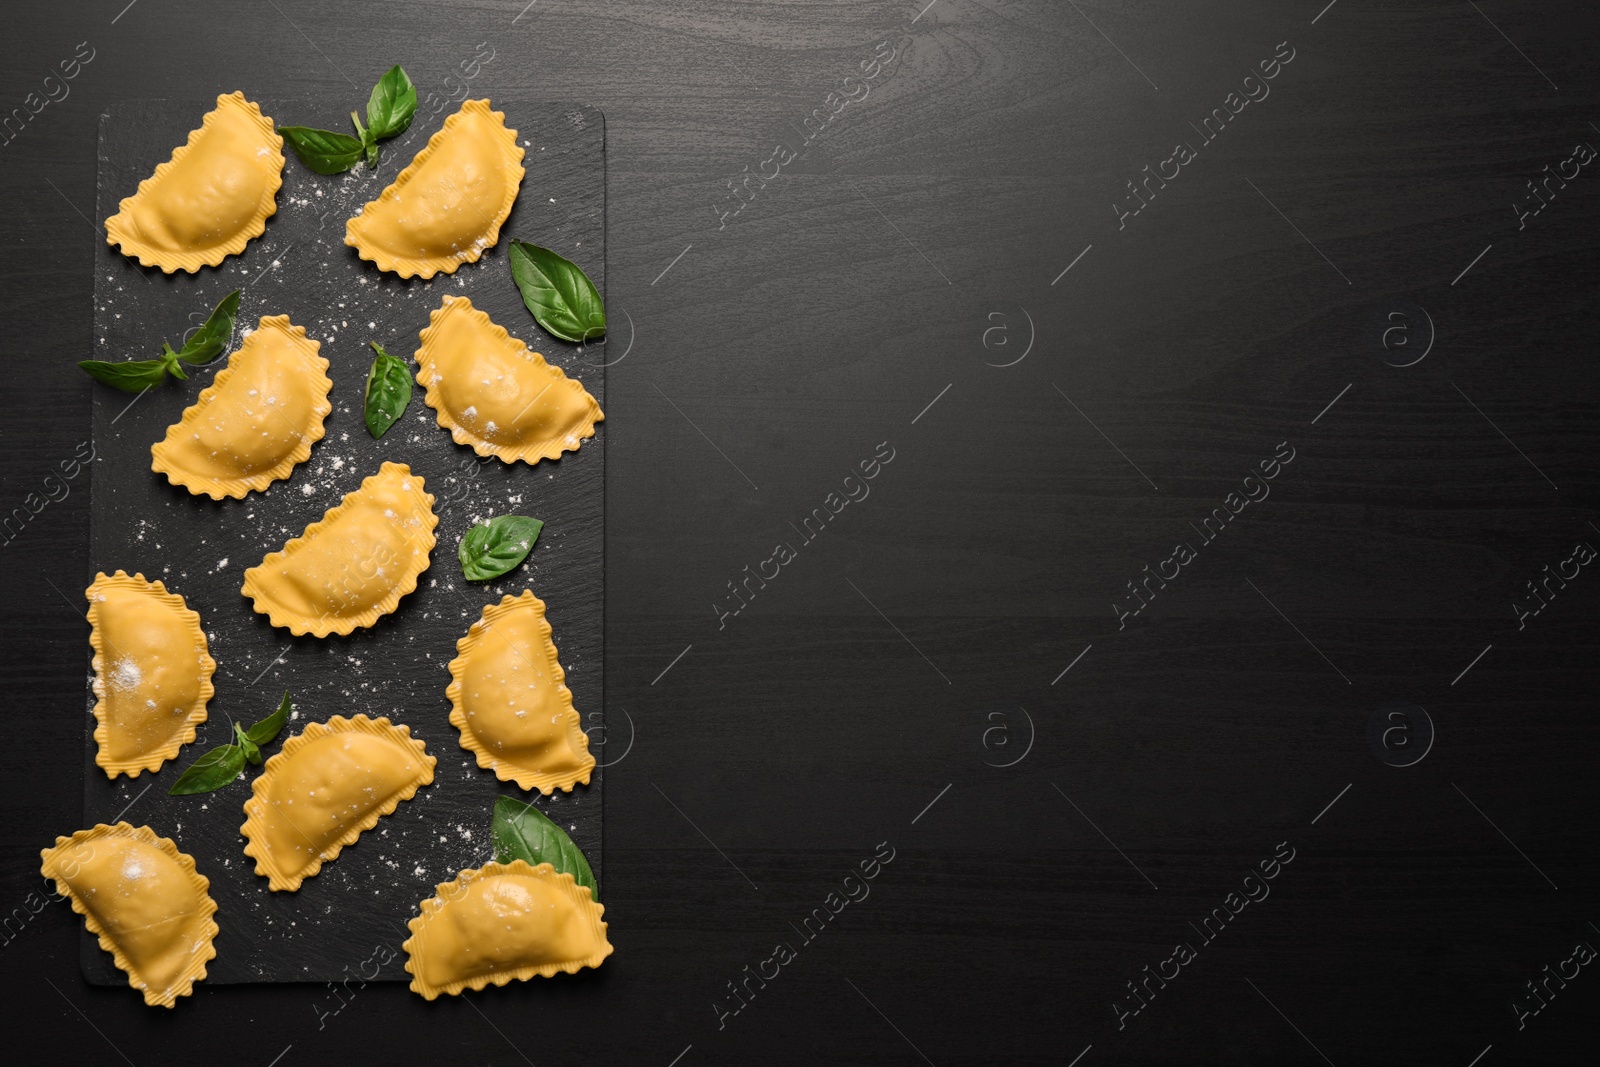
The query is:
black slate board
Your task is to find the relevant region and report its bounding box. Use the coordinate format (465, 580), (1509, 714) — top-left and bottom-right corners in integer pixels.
(84, 98), (605, 984)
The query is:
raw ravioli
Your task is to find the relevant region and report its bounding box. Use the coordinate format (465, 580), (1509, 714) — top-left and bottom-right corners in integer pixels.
(87, 571), (214, 778)
(416, 295), (602, 465)
(241, 462), (437, 637)
(151, 314), (332, 499)
(448, 590), (595, 794)
(40, 823), (219, 1008)
(104, 92), (284, 273)
(345, 99), (524, 278)
(240, 715), (435, 892)
(403, 860), (611, 999)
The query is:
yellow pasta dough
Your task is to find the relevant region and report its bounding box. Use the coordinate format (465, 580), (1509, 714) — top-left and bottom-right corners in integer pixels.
(105, 92), (284, 273)
(241, 462), (438, 637)
(151, 315), (332, 499)
(416, 295), (603, 465)
(240, 715), (435, 892)
(345, 99), (524, 278)
(40, 823), (219, 1008)
(403, 860), (611, 999)
(448, 591), (595, 794)
(87, 571), (214, 779)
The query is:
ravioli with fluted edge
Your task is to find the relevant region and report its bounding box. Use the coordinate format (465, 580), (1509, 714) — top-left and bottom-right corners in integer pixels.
(448, 591), (595, 794)
(344, 99), (524, 279)
(87, 571), (215, 778)
(417, 295), (603, 465)
(105, 92), (284, 273)
(241, 462), (437, 637)
(403, 860), (611, 999)
(240, 715), (435, 892)
(151, 315), (332, 499)
(40, 823), (219, 1008)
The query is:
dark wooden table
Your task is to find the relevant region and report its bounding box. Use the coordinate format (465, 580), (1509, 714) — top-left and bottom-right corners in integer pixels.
(1, 2), (1596, 1064)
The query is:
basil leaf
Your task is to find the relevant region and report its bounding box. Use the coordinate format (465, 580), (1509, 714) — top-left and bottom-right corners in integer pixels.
(365, 137), (379, 169)
(491, 795), (598, 900)
(169, 744), (246, 795)
(177, 289), (240, 364)
(278, 126), (365, 174)
(233, 723), (263, 765)
(78, 358), (169, 392)
(508, 241), (606, 343)
(245, 690), (291, 746)
(459, 515), (544, 581)
(365, 65), (417, 141)
(364, 342), (413, 439)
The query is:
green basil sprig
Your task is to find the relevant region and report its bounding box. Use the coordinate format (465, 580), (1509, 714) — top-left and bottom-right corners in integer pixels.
(364, 342), (413, 439)
(79, 289), (239, 393)
(459, 515), (544, 581)
(169, 691), (292, 796)
(491, 795), (598, 900)
(280, 65), (416, 173)
(508, 241), (606, 343)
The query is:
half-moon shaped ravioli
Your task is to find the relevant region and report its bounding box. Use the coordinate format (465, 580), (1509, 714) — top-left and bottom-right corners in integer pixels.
(240, 715), (435, 892)
(105, 92), (284, 273)
(151, 315), (332, 499)
(87, 571), (215, 778)
(417, 295), (603, 465)
(449, 591), (595, 794)
(241, 462), (437, 637)
(344, 99), (524, 279)
(40, 823), (219, 1008)
(403, 860), (611, 999)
